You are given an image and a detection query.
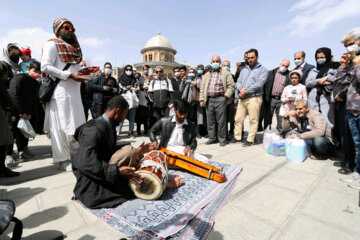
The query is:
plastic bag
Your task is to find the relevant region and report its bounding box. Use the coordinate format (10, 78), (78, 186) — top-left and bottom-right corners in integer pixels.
(263, 126), (280, 150)
(285, 139), (308, 162)
(122, 91), (139, 109)
(17, 118), (36, 138)
(267, 139), (286, 156)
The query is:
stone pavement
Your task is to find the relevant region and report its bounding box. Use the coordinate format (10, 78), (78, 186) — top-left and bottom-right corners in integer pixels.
(1, 126), (360, 240)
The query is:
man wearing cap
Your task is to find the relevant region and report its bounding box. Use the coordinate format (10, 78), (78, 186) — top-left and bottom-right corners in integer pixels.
(41, 18), (88, 171)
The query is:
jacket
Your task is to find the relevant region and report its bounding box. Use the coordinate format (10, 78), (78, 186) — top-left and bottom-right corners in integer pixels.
(347, 65), (360, 115)
(148, 77), (174, 108)
(90, 74), (117, 104)
(8, 73), (39, 114)
(282, 109), (337, 145)
(263, 67), (289, 103)
(149, 116), (197, 150)
(72, 117), (134, 209)
(333, 64), (354, 101)
(235, 63), (268, 100)
(171, 77), (181, 92)
(199, 69), (235, 104)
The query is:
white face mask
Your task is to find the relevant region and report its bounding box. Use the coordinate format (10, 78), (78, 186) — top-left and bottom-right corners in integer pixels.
(174, 72), (181, 77)
(347, 43), (360, 54)
(317, 58), (326, 65)
(294, 59), (303, 66)
(188, 73), (195, 77)
(125, 70), (132, 76)
(279, 66), (288, 73)
(104, 68), (112, 75)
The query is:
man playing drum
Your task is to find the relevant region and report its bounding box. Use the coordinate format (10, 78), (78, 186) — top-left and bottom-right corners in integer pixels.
(72, 96), (182, 209)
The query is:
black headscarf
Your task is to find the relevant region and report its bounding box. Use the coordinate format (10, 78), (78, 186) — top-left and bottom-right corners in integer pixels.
(315, 47), (340, 78)
(119, 64), (134, 87)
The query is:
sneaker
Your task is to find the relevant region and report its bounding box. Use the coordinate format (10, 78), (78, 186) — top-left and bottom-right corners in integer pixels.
(54, 160), (72, 172)
(129, 134), (135, 139)
(348, 179), (360, 189)
(5, 156), (18, 168)
(242, 140), (253, 147)
(0, 167), (20, 177)
(339, 172), (360, 183)
(19, 152), (34, 160)
(205, 139), (219, 145)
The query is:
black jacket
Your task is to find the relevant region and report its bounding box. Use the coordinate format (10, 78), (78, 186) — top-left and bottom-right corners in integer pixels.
(90, 74), (117, 104)
(170, 77), (181, 92)
(149, 116), (197, 150)
(72, 117), (134, 209)
(263, 67), (289, 103)
(8, 73), (39, 114)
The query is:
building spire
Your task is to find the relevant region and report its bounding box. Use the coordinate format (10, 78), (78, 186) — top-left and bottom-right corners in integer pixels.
(157, 31), (161, 35)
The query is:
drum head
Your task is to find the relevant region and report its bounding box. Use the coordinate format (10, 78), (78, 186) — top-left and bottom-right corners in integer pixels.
(129, 171), (163, 200)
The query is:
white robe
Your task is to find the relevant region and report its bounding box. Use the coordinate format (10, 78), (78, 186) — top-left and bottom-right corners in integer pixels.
(41, 41), (85, 163)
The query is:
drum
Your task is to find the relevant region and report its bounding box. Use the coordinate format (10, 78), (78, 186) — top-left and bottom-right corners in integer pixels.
(129, 150), (168, 200)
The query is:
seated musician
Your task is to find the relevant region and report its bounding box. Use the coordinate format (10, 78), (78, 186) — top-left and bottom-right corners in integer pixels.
(72, 96), (182, 209)
(149, 96), (207, 161)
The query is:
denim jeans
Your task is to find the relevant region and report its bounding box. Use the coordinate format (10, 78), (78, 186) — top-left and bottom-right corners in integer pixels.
(347, 111), (360, 173)
(285, 130), (334, 159)
(116, 108), (137, 134)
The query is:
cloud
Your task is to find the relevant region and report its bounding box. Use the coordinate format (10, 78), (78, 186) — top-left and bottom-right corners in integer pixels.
(0, 27), (106, 61)
(282, 0), (360, 36)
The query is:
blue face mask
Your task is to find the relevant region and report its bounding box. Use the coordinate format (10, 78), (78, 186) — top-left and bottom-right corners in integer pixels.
(212, 62), (220, 69)
(223, 66), (230, 72)
(81, 66), (86, 69)
(148, 68), (153, 75)
(197, 70), (204, 75)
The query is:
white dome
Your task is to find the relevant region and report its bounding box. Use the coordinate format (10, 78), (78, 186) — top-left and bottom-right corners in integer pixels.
(144, 32), (174, 49)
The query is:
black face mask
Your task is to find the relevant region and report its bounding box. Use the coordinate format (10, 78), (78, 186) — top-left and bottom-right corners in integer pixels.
(10, 54), (19, 64)
(60, 32), (76, 45)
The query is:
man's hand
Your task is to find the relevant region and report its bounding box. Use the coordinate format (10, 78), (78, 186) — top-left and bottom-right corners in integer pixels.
(150, 141), (159, 150)
(118, 166), (142, 184)
(317, 76), (327, 85)
(136, 141), (153, 155)
(183, 147), (194, 157)
(353, 56), (360, 66)
(70, 72), (88, 82)
(239, 88), (247, 98)
(169, 103), (174, 108)
(103, 86), (110, 91)
(334, 94), (344, 102)
(19, 113), (31, 120)
(284, 110), (296, 117)
(340, 53), (351, 67)
(236, 62), (241, 70)
(289, 134), (298, 139)
(113, 88), (118, 93)
(200, 101), (205, 107)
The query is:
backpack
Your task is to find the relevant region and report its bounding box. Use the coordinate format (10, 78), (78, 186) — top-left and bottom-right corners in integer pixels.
(0, 200), (23, 240)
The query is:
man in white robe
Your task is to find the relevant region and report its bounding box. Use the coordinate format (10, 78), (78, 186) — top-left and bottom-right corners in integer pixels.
(41, 18), (87, 171)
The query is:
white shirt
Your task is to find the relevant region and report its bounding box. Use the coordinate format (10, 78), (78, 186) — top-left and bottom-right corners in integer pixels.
(167, 116), (188, 147)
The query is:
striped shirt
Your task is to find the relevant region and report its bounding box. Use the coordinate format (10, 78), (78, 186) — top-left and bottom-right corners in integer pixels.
(207, 71), (224, 96)
(271, 71), (287, 97)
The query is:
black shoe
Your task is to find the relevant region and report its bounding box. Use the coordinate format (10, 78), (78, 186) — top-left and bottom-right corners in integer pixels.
(242, 140), (253, 147)
(230, 138), (241, 143)
(220, 141), (228, 147)
(338, 168), (352, 175)
(0, 167), (20, 177)
(205, 139), (219, 145)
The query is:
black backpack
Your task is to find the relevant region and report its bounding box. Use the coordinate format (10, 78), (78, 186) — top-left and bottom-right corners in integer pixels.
(0, 200), (22, 240)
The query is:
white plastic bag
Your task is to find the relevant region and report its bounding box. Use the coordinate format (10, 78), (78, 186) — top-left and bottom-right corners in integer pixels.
(122, 91), (139, 109)
(17, 118), (36, 138)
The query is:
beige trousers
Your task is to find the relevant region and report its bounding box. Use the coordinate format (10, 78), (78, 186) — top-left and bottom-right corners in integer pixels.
(234, 96), (263, 143)
(109, 145), (140, 167)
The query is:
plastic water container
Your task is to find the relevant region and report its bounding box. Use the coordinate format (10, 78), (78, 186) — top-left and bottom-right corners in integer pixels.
(263, 132), (280, 150)
(267, 139), (286, 156)
(285, 139), (307, 162)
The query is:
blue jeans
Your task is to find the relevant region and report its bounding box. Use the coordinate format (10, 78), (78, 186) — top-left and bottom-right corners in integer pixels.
(116, 108), (137, 134)
(285, 130), (334, 158)
(347, 111), (360, 173)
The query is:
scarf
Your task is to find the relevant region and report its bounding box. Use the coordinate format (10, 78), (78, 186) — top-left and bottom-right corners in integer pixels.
(315, 47), (340, 78)
(48, 38), (82, 64)
(119, 65), (135, 87)
(2, 43), (20, 71)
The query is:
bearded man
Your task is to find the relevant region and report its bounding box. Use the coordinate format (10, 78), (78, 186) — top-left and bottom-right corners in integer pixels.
(41, 18), (88, 171)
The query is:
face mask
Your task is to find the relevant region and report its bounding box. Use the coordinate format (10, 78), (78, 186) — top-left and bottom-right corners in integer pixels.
(10, 54), (19, 64)
(148, 68), (153, 75)
(174, 72), (181, 77)
(81, 66), (86, 69)
(223, 66), (230, 72)
(347, 43), (360, 54)
(29, 72), (41, 79)
(188, 73), (195, 78)
(125, 70), (132, 76)
(212, 62), (220, 69)
(279, 66), (288, 73)
(104, 68), (112, 75)
(294, 59), (303, 66)
(317, 58), (326, 65)
(197, 70), (204, 75)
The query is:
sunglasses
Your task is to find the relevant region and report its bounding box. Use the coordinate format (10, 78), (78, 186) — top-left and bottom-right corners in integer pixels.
(62, 26), (76, 32)
(155, 71), (163, 73)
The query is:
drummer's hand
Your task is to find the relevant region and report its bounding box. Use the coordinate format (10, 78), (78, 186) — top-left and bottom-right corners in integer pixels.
(183, 147), (194, 157)
(70, 72), (87, 82)
(150, 141), (159, 150)
(137, 141), (152, 155)
(118, 166), (142, 184)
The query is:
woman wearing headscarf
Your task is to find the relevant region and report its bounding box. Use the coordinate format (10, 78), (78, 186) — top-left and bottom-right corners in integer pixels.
(179, 67), (203, 137)
(305, 47), (340, 129)
(2, 43), (21, 88)
(117, 65), (138, 138)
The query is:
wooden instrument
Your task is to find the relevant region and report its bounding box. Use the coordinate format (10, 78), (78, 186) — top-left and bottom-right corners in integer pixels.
(160, 147), (226, 183)
(78, 66), (100, 76)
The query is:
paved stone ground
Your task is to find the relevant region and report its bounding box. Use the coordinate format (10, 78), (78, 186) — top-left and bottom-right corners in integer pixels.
(1, 121), (360, 240)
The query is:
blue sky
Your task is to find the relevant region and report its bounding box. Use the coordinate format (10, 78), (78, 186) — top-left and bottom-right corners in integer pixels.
(1, 0), (360, 70)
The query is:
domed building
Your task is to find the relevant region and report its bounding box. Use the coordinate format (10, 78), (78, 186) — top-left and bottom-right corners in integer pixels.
(134, 32), (184, 78)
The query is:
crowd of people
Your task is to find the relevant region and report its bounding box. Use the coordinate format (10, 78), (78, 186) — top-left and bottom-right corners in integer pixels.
(0, 18), (359, 190)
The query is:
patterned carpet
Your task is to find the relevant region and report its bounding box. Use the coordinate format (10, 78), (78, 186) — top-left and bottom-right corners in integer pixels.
(75, 162), (242, 240)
